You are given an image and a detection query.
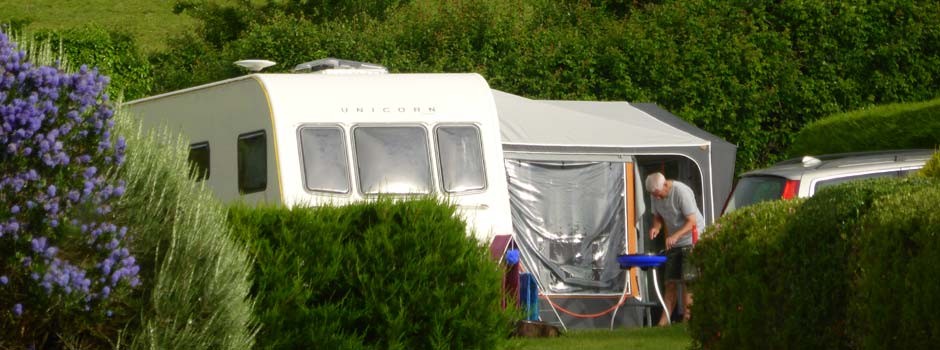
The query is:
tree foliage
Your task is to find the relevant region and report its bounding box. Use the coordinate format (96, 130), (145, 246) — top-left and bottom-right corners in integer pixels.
(153, 0), (940, 172)
(34, 26), (155, 101)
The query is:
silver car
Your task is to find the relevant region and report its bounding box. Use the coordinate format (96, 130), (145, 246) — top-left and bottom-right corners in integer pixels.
(722, 149), (934, 215)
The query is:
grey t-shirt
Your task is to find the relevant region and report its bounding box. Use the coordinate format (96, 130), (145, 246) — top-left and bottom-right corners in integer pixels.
(651, 181), (705, 248)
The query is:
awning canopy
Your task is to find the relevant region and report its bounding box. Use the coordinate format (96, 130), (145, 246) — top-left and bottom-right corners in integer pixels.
(492, 89), (737, 224)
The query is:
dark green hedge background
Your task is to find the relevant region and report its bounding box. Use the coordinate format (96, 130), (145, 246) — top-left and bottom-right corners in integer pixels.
(19, 0), (940, 171)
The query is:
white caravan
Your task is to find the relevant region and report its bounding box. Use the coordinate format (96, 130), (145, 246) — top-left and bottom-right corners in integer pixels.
(124, 60), (512, 241)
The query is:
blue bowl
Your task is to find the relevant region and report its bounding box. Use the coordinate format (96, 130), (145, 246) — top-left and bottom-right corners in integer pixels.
(617, 254), (667, 268)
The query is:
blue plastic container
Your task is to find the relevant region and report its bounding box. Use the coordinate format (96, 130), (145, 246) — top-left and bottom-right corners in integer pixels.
(519, 273), (539, 321)
(617, 254), (667, 269)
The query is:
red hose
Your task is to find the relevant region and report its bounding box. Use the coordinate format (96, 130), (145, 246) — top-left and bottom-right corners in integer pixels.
(542, 293), (629, 319)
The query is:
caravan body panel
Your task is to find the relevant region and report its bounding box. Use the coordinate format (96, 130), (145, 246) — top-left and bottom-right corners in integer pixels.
(127, 77), (279, 204)
(125, 73), (512, 240)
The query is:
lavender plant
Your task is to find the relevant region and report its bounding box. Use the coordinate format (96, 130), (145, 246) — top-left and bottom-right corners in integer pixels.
(0, 30), (139, 346)
(109, 113), (256, 348)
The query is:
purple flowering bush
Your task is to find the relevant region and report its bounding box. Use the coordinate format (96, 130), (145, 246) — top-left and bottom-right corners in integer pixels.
(0, 31), (139, 346)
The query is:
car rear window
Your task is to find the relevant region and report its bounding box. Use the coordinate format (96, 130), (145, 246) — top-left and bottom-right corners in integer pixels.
(723, 175), (788, 214)
(812, 170), (898, 193)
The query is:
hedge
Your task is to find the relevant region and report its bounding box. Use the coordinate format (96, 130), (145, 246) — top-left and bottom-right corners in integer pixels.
(690, 199), (804, 350)
(228, 199), (516, 350)
(789, 97), (940, 157)
(850, 185), (940, 349)
(917, 149), (940, 178)
(691, 176), (938, 349)
(775, 178), (934, 349)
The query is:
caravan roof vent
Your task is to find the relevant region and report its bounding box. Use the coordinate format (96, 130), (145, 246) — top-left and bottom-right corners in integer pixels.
(234, 59), (276, 72)
(292, 58), (388, 74)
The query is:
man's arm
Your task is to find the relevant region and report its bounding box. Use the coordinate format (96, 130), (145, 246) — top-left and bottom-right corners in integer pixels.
(666, 213), (697, 249)
(649, 214), (664, 240)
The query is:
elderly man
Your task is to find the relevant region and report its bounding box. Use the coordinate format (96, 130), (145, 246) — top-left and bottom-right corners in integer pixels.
(646, 172), (704, 326)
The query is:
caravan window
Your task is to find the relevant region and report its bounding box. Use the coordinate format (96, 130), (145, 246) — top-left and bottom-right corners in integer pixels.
(188, 141), (210, 181)
(435, 125), (486, 193)
(237, 130), (267, 194)
(353, 126), (431, 194)
(299, 126), (350, 193)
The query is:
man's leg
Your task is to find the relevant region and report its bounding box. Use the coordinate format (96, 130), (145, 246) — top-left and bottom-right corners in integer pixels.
(659, 247), (683, 326)
(679, 246), (696, 322)
(681, 283), (693, 322)
(658, 280), (677, 326)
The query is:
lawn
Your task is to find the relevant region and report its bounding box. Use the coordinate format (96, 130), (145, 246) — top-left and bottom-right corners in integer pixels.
(0, 0), (196, 52)
(509, 324), (692, 350)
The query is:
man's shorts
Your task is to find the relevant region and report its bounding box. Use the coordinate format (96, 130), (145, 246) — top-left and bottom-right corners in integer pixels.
(663, 245), (697, 282)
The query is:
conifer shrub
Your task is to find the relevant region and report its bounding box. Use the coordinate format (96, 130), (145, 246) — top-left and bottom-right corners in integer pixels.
(229, 199), (515, 350)
(690, 199), (803, 350)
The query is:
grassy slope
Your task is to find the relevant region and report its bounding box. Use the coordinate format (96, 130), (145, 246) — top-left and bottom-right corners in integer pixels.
(0, 0), (195, 52)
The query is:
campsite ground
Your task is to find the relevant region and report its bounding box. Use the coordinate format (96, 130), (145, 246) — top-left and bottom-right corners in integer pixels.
(509, 324), (691, 350)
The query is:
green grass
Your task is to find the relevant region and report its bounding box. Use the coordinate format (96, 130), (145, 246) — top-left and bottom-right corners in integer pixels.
(509, 324), (691, 350)
(0, 0), (196, 52)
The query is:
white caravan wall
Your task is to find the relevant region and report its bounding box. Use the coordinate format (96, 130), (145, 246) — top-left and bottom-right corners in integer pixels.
(126, 73), (513, 241)
(254, 73), (513, 240)
(126, 77), (278, 205)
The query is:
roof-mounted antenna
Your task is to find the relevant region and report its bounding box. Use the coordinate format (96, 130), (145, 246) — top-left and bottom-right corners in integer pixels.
(292, 57), (388, 74)
(234, 59), (276, 72)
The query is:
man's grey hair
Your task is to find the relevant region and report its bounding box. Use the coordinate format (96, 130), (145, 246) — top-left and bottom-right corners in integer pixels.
(645, 172), (666, 193)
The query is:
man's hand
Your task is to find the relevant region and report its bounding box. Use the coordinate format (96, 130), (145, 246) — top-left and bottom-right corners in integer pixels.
(666, 234), (679, 250)
(649, 227), (661, 240)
